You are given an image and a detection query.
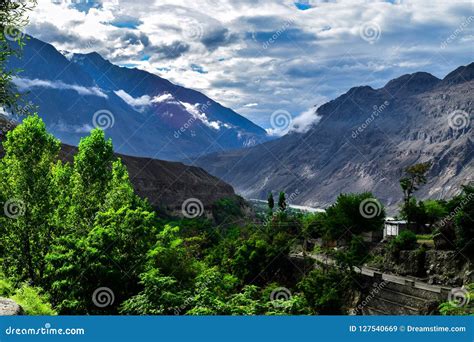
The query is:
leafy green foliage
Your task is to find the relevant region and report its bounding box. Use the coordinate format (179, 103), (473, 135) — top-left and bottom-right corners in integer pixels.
(336, 235), (369, 267)
(267, 193), (274, 210)
(400, 162), (431, 224)
(424, 200), (448, 226)
(46, 136), (156, 314)
(297, 268), (353, 314)
(0, 115), (60, 284)
(0, 114), (471, 317)
(0, 1), (37, 116)
(0, 271), (55, 315)
(12, 284), (56, 315)
(439, 284), (474, 316)
(389, 230), (418, 257)
(322, 192), (385, 241)
(278, 192), (286, 211)
(212, 197), (243, 225)
(454, 185), (474, 255)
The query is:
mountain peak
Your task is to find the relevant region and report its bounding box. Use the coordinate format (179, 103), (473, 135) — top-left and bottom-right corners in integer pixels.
(346, 85), (376, 96)
(72, 51), (110, 68)
(441, 61), (474, 86)
(9, 35), (270, 161)
(383, 71), (440, 96)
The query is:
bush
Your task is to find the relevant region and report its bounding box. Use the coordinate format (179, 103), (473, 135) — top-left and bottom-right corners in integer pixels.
(335, 235), (369, 267)
(298, 268), (352, 314)
(212, 197), (244, 225)
(0, 273), (13, 297)
(389, 230), (417, 256)
(439, 284), (474, 315)
(323, 193), (385, 241)
(454, 185), (474, 255)
(12, 284), (57, 315)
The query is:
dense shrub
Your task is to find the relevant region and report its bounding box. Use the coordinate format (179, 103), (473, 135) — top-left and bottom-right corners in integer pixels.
(212, 197), (244, 225)
(12, 284), (56, 315)
(389, 230), (417, 256)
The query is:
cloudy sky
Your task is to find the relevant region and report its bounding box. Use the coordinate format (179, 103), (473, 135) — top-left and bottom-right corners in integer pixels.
(26, 0), (473, 131)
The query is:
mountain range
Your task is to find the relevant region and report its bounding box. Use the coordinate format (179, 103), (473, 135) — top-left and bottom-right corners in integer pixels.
(6, 36), (269, 161)
(5, 36), (473, 212)
(195, 63), (474, 211)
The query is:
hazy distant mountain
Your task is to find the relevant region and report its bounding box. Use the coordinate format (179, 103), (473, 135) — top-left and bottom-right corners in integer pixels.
(196, 63), (474, 211)
(6, 36), (269, 161)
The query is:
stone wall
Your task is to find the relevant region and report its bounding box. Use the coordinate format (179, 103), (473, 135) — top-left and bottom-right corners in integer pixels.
(355, 271), (451, 315)
(379, 249), (472, 287)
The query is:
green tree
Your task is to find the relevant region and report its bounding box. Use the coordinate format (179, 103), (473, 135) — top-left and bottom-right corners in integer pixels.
(47, 157), (157, 314)
(298, 267), (353, 314)
(454, 185), (474, 255)
(323, 193), (385, 242)
(278, 192), (286, 212)
(400, 162), (431, 225)
(403, 199), (429, 231)
(0, 1), (36, 115)
(186, 267), (239, 315)
(267, 193), (274, 211)
(0, 115), (60, 284)
(120, 225), (198, 315)
(67, 129), (114, 232)
(424, 200), (447, 228)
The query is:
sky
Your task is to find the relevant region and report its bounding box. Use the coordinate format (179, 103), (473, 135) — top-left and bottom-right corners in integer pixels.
(25, 0), (474, 133)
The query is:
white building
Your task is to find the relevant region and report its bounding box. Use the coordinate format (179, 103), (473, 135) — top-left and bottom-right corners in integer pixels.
(383, 219), (408, 239)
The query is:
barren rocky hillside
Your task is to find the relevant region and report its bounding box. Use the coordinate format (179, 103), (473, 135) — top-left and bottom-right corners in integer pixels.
(196, 63), (474, 212)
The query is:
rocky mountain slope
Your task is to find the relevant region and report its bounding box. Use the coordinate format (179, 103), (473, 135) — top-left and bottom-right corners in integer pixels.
(6, 36), (269, 161)
(196, 63), (474, 211)
(0, 115), (236, 214)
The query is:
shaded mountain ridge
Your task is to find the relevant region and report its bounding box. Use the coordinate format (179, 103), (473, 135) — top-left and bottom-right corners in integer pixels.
(6, 36), (270, 161)
(195, 62), (474, 212)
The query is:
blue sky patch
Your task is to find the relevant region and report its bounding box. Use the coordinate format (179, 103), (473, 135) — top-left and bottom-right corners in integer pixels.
(191, 64), (207, 74)
(294, 1), (312, 10)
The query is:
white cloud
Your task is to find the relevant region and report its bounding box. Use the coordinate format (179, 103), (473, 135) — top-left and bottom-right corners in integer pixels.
(13, 77), (107, 98)
(26, 0), (474, 130)
(114, 89), (151, 108)
(114, 90), (178, 111)
(289, 107), (322, 134)
(54, 122), (94, 134)
(244, 103), (258, 107)
(181, 101), (223, 130)
(152, 93), (175, 103)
